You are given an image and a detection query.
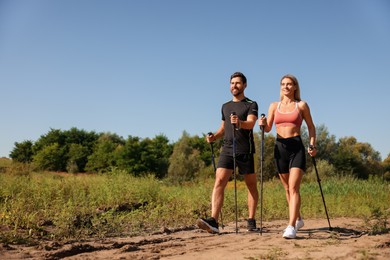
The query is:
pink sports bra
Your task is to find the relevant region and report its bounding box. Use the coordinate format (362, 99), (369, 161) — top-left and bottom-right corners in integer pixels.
(274, 102), (303, 128)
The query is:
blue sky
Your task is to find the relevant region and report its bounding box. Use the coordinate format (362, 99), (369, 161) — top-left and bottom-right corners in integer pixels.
(1, 0), (389, 160)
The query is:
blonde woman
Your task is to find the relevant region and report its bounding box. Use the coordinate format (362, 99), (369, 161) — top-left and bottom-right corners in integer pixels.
(259, 74), (316, 239)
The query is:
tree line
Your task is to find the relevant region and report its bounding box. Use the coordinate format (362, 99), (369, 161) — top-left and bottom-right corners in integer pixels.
(9, 126), (390, 181)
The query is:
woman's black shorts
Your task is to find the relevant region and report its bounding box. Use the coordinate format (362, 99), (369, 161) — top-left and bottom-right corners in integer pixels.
(274, 136), (306, 173)
(217, 153), (255, 175)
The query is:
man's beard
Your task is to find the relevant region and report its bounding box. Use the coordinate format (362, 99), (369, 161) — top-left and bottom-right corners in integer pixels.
(232, 88), (243, 97)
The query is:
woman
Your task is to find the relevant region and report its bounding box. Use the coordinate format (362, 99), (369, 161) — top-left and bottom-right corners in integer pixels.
(259, 74), (316, 239)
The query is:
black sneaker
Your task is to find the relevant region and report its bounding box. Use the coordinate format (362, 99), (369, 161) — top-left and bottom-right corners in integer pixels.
(197, 217), (219, 234)
(247, 218), (257, 232)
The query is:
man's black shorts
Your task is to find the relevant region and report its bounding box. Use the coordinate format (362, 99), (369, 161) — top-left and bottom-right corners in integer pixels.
(217, 153), (255, 174)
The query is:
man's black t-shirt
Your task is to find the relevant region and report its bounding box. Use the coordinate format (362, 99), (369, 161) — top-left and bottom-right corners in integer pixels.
(221, 97), (258, 155)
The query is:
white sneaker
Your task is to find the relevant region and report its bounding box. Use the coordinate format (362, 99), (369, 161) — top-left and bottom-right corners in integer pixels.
(282, 225), (296, 239)
(295, 218), (304, 231)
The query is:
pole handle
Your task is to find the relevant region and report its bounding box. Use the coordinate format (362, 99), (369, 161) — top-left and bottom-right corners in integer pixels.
(207, 132), (214, 143)
(259, 113), (265, 136)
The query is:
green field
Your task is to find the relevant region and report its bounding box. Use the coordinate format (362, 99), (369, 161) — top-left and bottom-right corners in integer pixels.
(0, 167), (389, 244)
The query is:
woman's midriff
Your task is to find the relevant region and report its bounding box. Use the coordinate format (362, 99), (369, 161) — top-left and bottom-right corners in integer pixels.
(276, 126), (301, 139)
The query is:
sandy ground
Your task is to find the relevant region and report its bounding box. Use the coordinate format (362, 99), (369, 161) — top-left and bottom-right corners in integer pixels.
(1, 217), (389, 259)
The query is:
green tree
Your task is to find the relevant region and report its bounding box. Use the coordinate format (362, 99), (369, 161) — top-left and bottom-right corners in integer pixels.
(33, 143), (64, 171)
(255, 131), (277, 181)
(188, 133), (219, 167)
(141, 135), (172, 178)
(63, 128), (99, 172)
(305, 159), (337, 182)
(301, 124), (338, 175)
(333, 137), (382, 179)
(30, 128), (99, 172)
(10, 140), (34, 163)
(86, 133), (124, 173)
(383, 154), (390, 181)
(33, 128), (65, 154)
(301, 124), (338, 163)
(114, 135), (173, 177)
(116, 136), (146, 176)
(167, 131), (205, 183)
(67, 143), (89, 173)
(63, 127), (99, 149)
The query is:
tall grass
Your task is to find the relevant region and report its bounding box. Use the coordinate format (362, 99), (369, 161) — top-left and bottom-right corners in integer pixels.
(0, 168), (389, 243)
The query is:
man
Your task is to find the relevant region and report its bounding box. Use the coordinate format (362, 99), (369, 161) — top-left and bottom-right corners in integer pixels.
(197, 72), (259, 233)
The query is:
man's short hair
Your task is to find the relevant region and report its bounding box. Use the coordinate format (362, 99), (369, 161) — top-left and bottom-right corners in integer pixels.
(230, 72), (247, 84)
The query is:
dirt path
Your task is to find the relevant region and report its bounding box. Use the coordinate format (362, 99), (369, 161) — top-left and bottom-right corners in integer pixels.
(1, 218), (389, 259)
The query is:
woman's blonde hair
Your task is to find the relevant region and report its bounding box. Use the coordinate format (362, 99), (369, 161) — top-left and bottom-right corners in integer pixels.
(280, 74), (301, 101)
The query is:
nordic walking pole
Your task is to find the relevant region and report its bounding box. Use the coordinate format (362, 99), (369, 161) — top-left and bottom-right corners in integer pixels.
(259, 113), (265, 235)
(208, 132), (223, 229)
(231, 112), (238, 234)
(208, 132), (217, 171)
(309, 145), (332, 230)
